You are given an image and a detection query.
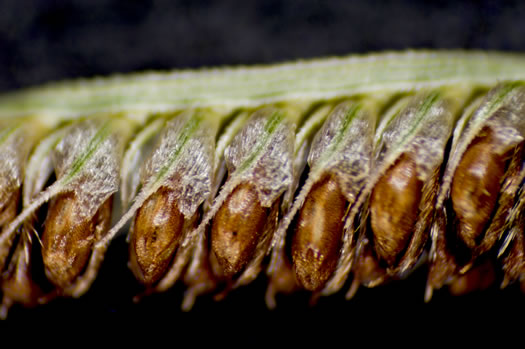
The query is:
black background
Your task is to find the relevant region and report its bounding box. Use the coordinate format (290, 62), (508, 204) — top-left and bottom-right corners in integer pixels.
(3, 0), (525, 93)
(1, 0), (525, 333)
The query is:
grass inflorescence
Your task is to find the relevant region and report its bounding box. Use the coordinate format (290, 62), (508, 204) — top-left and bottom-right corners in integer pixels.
(1, 51), (525, 318)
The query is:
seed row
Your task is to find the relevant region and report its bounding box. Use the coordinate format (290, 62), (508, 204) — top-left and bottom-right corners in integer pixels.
(1, 61), (525, 318)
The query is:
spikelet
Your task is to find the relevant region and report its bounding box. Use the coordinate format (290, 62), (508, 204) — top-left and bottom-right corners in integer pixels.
(0, 115), (132, 316)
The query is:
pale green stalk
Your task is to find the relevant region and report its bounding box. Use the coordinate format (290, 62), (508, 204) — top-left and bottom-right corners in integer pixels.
(1, 51), (525, 124)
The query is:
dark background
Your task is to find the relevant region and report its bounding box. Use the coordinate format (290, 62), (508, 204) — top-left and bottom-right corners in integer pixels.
(2, 0), (525, 93)
(1, 0), (524, 332)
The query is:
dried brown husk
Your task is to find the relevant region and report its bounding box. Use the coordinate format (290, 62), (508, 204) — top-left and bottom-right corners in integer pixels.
(181, 111), (251, 309)
(0, 230), (46, 319)
(259, 99), (380, 303)
(113, 109), (221, 296)
(262, 104), (335, 306)
(351, 89), (466, 293)
(0, 124), (70, 316)
(182, 105), (299, 306)
(0, 121), (46, 271)
(1, 116), (132, 299)
(427, 83), (525, 299)
(500, 209), (525, 288)
(447, 258), (497, 296)
(499, 169), (525, 288)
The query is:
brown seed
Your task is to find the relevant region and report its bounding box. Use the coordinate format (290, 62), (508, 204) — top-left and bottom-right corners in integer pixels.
(211, 182), (268, 277)
(370, 153), (423, 266)
(42, 192), (112, 289)
(291, 173), (347, 291)
(129, 186), (185, 286)
(451, 128), (508, 249)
